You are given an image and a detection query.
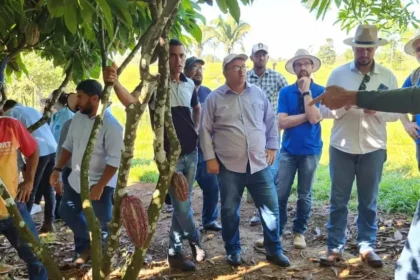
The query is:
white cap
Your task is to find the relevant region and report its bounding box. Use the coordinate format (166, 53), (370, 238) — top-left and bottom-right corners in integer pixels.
(222, 53), (248, 70)
(251, 43), (269, 55)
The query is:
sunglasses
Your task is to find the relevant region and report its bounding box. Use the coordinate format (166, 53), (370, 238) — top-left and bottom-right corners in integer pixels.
(358, 74), (370, 90)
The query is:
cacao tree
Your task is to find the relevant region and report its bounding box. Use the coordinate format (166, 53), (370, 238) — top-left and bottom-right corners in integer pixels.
(0, 0), (255, 279)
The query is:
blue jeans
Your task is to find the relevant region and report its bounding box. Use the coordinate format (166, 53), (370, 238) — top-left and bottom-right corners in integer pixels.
(196, 149), (220, 226)
(276, 151), (320, 235)
(0, 202), (47, 280)
(218, 163), (283, 256)
(168, 149), (199, 255)
(59, 170), (114, 254)
(327, 146), (386, 253)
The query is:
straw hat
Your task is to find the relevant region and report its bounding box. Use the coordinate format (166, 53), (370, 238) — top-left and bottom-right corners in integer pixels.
(404, 30), (420, 56)
(343, 24), (388, 47)
(285, 49), (321, 75)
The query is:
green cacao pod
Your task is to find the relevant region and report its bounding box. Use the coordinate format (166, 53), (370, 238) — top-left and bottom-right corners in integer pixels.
(171, 172), (189, 202)
(120, 195), (148, 248)
(25, 23), (40, 46)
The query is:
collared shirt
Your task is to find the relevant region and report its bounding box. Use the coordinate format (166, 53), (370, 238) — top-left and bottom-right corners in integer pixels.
(50, 107), (74, 142)
(0, 117), (37, 219)
(321, 61), (402, 154)
(246, 68), (288, 113)
(200, 83), (279, 174)
(278, 81), (325, 155)
(62, 110), (123, 193)
(196, 85), (212, 164)
(402, 74), (420, 144)
(150, 73), (199, 156)
(5, 104), (57, 157)
(57, 119), (72, 170)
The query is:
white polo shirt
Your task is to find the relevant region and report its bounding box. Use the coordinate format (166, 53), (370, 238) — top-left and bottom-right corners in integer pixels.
(321, 61), (404, 154)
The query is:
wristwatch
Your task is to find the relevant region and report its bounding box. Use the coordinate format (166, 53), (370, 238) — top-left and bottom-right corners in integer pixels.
(302, 91), (312, 97)
(53, 167), (63, 172)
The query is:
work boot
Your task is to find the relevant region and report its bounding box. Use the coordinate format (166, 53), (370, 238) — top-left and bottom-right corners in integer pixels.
(168, 252), (196, 271)
(293, 234), (307, 249)
(189, 231), (206, 262)
(38, 222), (56, 234)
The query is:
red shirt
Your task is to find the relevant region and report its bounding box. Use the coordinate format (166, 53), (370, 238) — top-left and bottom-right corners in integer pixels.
(0, 117), (37, 218)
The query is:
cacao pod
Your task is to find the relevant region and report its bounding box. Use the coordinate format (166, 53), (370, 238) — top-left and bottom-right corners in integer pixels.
(25, 22), (40, 46)
(120, 195), (148, 248)
(171, 172), (189, 202)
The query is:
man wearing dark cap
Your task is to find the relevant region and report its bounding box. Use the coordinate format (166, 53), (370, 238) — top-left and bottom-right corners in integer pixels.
(184, 57), (222, 232)
(246, 43), (288, 227)
(50, 79), (123, 264)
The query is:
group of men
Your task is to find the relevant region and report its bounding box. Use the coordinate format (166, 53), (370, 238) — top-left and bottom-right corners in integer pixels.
(1, 23), (420, 279)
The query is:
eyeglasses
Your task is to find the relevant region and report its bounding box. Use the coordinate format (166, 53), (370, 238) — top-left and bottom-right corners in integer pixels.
(294, 62), (312, 68)
(228, 65), (247, 72)
(358, 74), (370, 90)
(190, 66), (204, 72)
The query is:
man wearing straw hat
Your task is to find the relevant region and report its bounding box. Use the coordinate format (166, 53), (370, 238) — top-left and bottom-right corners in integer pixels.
(319, 24), (407, 267)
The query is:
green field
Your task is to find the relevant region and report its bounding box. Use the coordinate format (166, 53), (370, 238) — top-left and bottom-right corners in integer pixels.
(110, 59), (420, 214)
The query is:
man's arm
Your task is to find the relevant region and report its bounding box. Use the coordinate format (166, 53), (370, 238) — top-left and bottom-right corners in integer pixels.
(191, 89), (201, 131)
(277, 88), (307, 129)
(103, 64), (138, 107)
(298, 77), (321, 124)
(100, 121), (124, 188)
(199, 96), (216, 161)
(263, 94), (279, 150)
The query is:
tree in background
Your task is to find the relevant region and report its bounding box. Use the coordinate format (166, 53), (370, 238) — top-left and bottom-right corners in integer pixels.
(208, 15), (251, 54)
(317, 38), (336, 67)
(191, 24), (216, 57)
(343, 49), (353, 61)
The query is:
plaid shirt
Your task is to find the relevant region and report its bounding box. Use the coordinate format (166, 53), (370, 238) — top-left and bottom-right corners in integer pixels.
(247, 68), (288, 113)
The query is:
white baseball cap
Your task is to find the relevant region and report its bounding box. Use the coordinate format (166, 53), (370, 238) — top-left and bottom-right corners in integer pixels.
(251, 43), (269, 55)
(222, 53), (248, 70)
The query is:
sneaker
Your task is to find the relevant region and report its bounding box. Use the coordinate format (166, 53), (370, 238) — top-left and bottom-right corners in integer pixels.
(164, 204), (174, 213)
(293, 234), (306, 249)
(168, 252), (196, 271)
(250, 213), (261, 227)
(30, 204), (42, 215)
(255, 237), (264, 248)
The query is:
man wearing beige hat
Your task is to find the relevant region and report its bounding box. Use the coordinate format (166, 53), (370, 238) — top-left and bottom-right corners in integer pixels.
(319, 24), (407, 268)
(402, 31), (420, 171)
(200, 53), (290, 267)
(246, 43), (288, 227)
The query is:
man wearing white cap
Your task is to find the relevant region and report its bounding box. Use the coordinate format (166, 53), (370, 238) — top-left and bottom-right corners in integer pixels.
(320, 24), (407, 268)
(200, 54), (290, 267)
(274, 49), (324, 249)
(246, 43), (288, 227)
(402, 31), (420, 171)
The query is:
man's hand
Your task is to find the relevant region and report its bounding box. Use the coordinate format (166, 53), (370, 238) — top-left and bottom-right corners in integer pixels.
(363, 109), (376, 115)
(103, 62), (118, 84)
(17, 180), (33, 203)
(206, 159), (220, 174)
(49, 170), (61, 188)
(266, 149), (276, 165)
(309, 85), (357, 109)
(404, 122), (420, 140)
(54, 181), (64, 196)
(90, 184), (105, 200)
(297, 77), (311, 94)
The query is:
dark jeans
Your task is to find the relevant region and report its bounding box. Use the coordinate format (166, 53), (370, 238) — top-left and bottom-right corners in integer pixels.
(59, 171), (114, 254)
(196, 156), (220, 227)
(218, 163), (283, 256)
(0, 202), (47, 280)
(29, 153), (56, 224)
(276, 152), (320, 235)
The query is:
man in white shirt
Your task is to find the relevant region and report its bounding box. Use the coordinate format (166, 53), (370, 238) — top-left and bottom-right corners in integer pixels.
(320, 25), (409, 268)
(50, 79), (123, 264)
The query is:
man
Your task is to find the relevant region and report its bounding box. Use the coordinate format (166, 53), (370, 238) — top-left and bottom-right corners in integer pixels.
(103, 39), (205, 271)
(200, 53), (290, 267)
(49, 79), (123, 264)
(401, 31), (420, 171)
(246, 43), (288, 227)
(0, 116), (48, 279)
(319, 25), (406, 268)
(275, 49), (324, 249)
(184, 56), (221, 232)
(3, 100), (58, 233)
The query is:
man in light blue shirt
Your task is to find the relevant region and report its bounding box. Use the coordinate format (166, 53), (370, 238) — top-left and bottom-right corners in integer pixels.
(50, 79), (123, 264)
(48, 91), (75, 142)
(3, 100), (58, 233)
(200, 54), (290, 267)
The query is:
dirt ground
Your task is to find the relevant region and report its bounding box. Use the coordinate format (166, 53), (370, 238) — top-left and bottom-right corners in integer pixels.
(0, 183), (411, 279)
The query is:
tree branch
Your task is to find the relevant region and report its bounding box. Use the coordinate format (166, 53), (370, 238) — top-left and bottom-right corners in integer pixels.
(107, 19), (120, 53)
(117, 33), (145, 76)
(99, 18), (108, 69)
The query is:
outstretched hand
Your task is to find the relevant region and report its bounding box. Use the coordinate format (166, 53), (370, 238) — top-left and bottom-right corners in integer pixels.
(309, 85), (357, 110)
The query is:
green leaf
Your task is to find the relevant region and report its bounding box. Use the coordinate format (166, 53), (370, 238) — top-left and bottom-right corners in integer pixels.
(226, 0), (240, 22)
(215, 0), (228, 13)
(79, 0), (95, 27)
(64, 5), (78, 34)
(46, 0), (66, 17)
(95, 0), (114, 38)
(107, 0), (133, 27)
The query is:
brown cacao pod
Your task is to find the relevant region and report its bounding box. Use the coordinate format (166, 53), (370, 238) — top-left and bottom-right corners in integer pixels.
(120, 195), (148, 248)
(171, 172), (189, 202)
(25, 23), (40, 46)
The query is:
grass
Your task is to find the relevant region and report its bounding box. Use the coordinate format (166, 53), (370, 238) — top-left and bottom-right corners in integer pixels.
(108, 60), (420, 215)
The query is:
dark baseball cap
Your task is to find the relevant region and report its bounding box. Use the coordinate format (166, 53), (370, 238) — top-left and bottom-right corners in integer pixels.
(184, 56), (205, 69)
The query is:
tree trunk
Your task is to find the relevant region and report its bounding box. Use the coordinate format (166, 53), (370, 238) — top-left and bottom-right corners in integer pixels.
(0, 86), (8, 106)
(0, 179), (64, 279)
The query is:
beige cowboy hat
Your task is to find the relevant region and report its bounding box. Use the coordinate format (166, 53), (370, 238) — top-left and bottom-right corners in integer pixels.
(285, 49), (321, 75)
(404, 30), (420, 56)
(343, 24), (388, 47)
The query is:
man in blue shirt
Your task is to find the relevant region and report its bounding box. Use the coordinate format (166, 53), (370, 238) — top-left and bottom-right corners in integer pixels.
(401, 32), (420, 171)
(184, 56), (222, 232)
(3, 100), (58, 233)
(277, 49), (324, 249)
